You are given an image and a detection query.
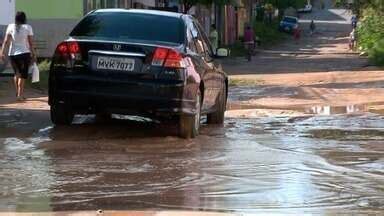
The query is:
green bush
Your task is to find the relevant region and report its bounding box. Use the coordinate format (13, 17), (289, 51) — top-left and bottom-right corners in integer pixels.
(225, 20), (286, 57)
(357, 8), (384, 66)
(225, 40), (247, 57)
(254, 20), (286, 46)
(370, 38), (384, 66)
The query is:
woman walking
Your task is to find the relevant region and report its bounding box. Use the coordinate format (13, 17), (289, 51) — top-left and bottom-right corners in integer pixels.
(0, 11), (36, 101)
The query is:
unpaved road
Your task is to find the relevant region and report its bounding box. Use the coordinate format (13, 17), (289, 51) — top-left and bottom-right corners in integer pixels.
(1, 2), (384, 215)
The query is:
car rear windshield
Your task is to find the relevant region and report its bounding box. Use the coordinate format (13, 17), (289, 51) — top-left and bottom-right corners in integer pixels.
(283, 17), (297, 23)
(70, 12), (185, 45)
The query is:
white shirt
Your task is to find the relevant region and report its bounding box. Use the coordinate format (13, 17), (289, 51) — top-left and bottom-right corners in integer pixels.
(6, 24), (34, 56)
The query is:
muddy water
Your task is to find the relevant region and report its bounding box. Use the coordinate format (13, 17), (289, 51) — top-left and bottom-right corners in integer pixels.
(1, 108), (384, 214)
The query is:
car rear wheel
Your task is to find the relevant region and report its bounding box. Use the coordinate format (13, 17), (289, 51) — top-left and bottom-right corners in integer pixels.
(51, 103), (74, 125)
(179, 90), (201, 139)
(207, 84), (226, 124)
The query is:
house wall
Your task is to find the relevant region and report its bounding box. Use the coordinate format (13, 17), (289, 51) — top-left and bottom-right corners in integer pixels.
(0, 0), (16, 36)
(15, 0), (83, 57)
(16, 0), (83, 19)
(0, 0), (16, 25)
(29, 19), (80, 57)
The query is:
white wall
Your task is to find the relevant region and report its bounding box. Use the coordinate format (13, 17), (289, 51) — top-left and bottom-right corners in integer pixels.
(0, 0), (15, 26)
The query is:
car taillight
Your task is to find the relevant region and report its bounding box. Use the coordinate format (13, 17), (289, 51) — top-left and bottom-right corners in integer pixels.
(55, 41), (81, 59)
(152, 47), (168, 66)
(151, 47), (185, 68)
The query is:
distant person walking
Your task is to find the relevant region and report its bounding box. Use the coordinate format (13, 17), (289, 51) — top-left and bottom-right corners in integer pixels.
(351, 15), (358, 29)
(310, 20), (316, 36)
(349, 28), (357, 50)
(209, 24), (219, 54)
(244, 25), (255, 61)
(0, 11), (36, 101)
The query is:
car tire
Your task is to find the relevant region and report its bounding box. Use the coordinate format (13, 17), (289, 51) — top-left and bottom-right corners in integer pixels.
(51, 103), (74, 125)
(207, 84), (226, 125)
(179, 90), (201, 139)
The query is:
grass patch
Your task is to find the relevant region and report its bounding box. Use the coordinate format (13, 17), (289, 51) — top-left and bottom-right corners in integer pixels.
(229, 77), (265, 86)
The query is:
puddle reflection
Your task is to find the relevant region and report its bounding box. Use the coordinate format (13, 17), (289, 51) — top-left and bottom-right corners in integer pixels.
(306, 105), (366, 115)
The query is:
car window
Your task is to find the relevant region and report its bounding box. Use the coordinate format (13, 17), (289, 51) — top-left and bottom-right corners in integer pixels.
(184, 19), (205, 56)
(70, 12), (185, 45)
(193, 20), (213, 60)
(187, 29), (198, 53)
(283, 17), (297, 23)
(184, 18), (198, 53)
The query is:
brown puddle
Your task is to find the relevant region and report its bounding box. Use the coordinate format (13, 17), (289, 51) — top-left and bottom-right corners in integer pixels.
(1, 114), (384, 213)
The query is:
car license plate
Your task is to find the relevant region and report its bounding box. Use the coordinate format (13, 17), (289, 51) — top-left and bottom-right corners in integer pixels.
(96, 56), (135, 71)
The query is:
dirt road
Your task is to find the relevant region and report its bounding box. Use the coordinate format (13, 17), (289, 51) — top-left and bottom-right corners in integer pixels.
(225, 5), (384, 118)
(1, 2), (384, 215)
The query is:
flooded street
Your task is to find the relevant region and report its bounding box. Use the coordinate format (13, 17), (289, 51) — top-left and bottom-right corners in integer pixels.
(1, 105), (384, 214)
(1, 1), (384, 215)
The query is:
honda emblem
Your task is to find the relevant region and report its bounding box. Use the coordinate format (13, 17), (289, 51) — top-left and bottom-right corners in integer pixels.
(113, 44), (122, 51)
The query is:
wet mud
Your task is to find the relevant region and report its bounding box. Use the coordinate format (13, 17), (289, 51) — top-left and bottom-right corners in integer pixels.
(1, 1), (384, 214)
(1, 108), (384, 214)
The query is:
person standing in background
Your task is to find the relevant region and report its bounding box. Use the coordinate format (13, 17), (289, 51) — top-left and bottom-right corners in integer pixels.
(310, 20), (316, 36)
(209, 24), (218, 54)
(349, 28), (357, 50)
(351, 15), (358, 29)
(0, 11), (36, 101)
(244, 25), (255, 61)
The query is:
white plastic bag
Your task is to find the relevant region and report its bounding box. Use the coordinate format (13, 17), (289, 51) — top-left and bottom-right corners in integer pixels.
(29, 63), (40, 83)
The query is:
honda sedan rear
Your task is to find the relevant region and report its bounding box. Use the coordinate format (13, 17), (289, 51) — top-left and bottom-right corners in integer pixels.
(48, 9), (228, 138)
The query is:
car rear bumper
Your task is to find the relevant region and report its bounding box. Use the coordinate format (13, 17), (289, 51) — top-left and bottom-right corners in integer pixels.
(49, 75), (198, 116)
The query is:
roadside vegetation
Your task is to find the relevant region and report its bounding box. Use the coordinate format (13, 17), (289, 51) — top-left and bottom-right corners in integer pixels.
(336, 0), (384, 66)
(357, 7), (384, 66)
(227, 0), (305, 57)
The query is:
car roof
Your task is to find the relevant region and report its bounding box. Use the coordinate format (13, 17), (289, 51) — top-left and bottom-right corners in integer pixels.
(93, 8), (184, 19)
(283, 16), (298, 20)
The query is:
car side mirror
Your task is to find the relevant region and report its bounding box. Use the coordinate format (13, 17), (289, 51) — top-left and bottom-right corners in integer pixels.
(216, 48), (230, 58)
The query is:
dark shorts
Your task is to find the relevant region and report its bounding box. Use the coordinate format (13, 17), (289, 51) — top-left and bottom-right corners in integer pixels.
(10, 53), (31, 79)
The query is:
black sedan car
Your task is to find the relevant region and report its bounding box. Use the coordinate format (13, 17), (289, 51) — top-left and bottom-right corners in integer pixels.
(48, 9), (228, 138)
